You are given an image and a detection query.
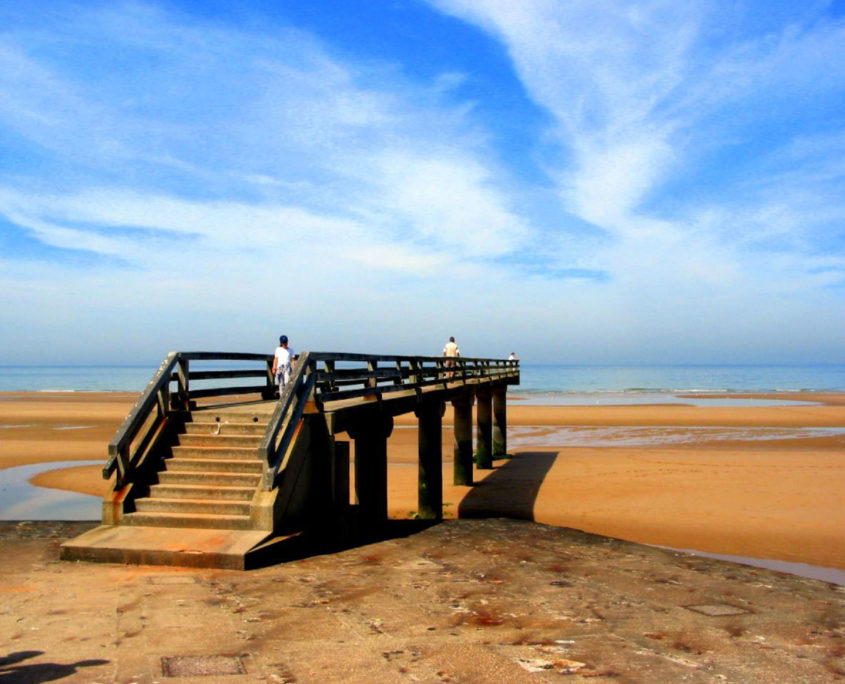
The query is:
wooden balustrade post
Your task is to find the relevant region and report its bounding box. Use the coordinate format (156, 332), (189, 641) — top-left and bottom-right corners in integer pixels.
(367, 360), (378, 390)
(475, 390), (493, 469)
(324, 359), (336, 392)
(264, 357), (275, 399)
(176, 357), (189, 410)
(452, 394), (474, 485)
(493, 387), (508, 459)
(416, 399), (444, 520)
(116, 447), (129, 488)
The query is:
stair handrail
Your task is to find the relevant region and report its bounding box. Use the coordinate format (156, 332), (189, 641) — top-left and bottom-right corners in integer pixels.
(103, 351), (278, 487)
(259, 351), (316, 489)
(103, 351), (180, 486)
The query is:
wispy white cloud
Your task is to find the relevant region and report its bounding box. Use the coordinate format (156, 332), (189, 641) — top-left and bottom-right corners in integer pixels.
(0, 3), (530, 259)
(427, 0), (845, 294)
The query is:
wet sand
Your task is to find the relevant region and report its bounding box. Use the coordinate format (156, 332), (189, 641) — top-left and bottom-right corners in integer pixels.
(2, 391), (844, 571)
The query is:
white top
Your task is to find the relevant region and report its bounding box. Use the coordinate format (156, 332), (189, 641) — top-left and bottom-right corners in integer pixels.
(443, 341), (460, 357)
(274, 346), (294, 372)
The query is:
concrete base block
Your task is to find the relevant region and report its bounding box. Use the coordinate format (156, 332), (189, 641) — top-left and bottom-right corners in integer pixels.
(60, 525), (273, 570)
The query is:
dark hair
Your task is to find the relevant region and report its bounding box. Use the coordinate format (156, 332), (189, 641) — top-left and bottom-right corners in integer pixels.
(280, 335), (288, 344)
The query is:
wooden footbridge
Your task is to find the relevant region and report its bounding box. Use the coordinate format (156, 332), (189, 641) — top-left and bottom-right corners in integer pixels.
(62, 351), (519, 569)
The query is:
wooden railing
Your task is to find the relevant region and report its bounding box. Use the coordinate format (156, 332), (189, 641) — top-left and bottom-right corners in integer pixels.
(104, 351), (519, 490)
(309, 352), (517, 404)
(103, 351), (274, 486)
(260, 352), (519, 489)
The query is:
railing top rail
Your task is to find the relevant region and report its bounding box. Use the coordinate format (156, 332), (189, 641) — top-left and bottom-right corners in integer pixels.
(176, 351), (273, 362)
(306, 351), (517, 365)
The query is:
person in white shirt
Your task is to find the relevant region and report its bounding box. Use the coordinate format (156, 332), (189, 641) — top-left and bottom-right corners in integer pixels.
(272, 335), (295, 396)
(443, 336), (460, 378)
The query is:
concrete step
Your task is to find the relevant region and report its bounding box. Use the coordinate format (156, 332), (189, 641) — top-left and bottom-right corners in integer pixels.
(136, 497), (251, 516)
(60, 526), (274, 570)
(157, 471), (261, 487)
(122, 511), (254, 530)
(163, 457), (264, 474)
(182, 421), (267, 436)
(169, 445), (258, 460)
(176, 433), (263, 448)
(190, 407), (274, 424)
(150, 483), (255, 500)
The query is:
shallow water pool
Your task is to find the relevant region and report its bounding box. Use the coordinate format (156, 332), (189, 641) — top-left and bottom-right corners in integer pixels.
(0, 461), (101, 520)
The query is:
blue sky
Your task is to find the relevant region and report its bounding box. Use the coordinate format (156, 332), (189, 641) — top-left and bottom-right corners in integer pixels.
(1, 0), (844, 365)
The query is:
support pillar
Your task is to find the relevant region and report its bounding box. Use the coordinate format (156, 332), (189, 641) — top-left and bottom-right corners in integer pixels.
(348, 409), (393, 526)
(416, 399), (444, 520)
(452, 394), (474, 485)
(333, 440), (350, 511)
(492, 387), (508, 459)
(475, 390), (493, 469)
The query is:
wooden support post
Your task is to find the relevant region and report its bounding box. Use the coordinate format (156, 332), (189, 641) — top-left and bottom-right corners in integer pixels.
(493, 387), (508, 459)
(475, 390), (493, 469)
(348, 409), (393, 526)
(416, 399), (444, 520)
(452, 394), (474, 485)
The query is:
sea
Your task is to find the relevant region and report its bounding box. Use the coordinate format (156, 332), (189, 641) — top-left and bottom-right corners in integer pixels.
(1, 363), (843, 399)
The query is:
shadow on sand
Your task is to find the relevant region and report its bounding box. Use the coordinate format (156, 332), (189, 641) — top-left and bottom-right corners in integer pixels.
(245, 518), (442, 570)
(458, 451), (559, 521)
(0, 650), (108, 683)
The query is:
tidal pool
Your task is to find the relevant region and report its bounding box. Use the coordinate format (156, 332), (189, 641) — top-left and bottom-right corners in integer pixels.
(0, 460), (101, 520)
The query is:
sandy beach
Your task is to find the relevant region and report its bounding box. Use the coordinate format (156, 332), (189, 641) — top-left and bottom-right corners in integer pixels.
(1, 391), (844, 571)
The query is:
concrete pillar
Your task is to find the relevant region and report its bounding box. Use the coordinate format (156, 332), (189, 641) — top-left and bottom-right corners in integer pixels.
(266, 413), (335, 532)
(348, 410), (393, 526)
(492, 387), (508, 459)
(416, 399), (444, 520)
(452, 394), (474, 485)
(333, 440), (350, 511)
(475, 390), (493, 469)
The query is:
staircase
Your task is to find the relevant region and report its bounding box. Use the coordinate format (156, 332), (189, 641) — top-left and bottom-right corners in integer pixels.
(62, 404), (279, 569)
(124, 409), (267, 530)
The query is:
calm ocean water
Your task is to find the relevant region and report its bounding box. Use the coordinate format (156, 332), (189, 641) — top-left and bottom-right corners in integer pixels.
(1, 363), (843, 394)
